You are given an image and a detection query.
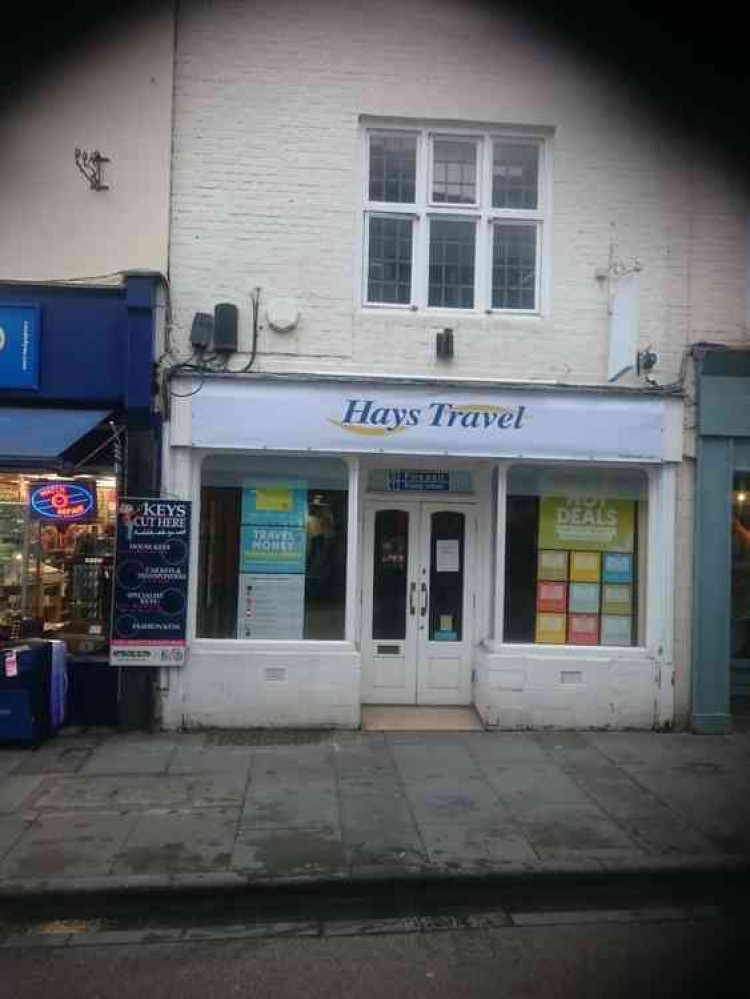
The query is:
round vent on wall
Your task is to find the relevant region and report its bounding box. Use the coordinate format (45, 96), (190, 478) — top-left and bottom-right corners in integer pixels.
(266, 298), (300, 333)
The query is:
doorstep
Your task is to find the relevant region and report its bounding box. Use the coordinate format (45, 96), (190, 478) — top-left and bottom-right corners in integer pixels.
(361, 705), (485, 732)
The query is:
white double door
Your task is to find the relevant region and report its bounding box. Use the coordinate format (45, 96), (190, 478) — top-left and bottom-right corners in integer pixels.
(361, 500), (476, 705)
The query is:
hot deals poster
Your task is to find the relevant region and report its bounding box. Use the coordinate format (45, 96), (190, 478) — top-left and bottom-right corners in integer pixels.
(110, 498), (191, 666)
(538, 497), (635, 553)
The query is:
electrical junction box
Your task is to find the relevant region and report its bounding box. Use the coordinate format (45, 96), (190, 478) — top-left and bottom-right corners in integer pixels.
(190, 312), (213, 350)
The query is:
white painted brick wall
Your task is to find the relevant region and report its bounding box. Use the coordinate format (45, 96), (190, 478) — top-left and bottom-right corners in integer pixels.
(169, 0), (748, 385)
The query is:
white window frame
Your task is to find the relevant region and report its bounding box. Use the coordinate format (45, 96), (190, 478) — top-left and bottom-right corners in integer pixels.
(191, 451), (359, 646)
(362, 123), (551, 316)
(491, 460), (674, 654)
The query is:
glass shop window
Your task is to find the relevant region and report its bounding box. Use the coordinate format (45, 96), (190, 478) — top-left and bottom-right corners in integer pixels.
(503, 466), (648, 647)
(197, 456), (348, 641)
(0, 472), (117, 645)
(730, 472), (750, 697)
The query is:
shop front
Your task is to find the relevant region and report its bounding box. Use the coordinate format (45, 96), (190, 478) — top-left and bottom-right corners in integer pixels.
(0, 278), (160, 726)
(163, 374), (682, 730)
(692, 348), (750, 733)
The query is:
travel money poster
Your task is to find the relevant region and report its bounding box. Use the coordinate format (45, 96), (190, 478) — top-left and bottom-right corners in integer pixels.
(237, 478), (308, 639)
(536, 496), (635, 646)
(110, 498), (191, 666)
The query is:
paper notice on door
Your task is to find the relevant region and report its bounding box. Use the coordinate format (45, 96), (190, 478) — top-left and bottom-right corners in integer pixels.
(435, 539), (460, 573)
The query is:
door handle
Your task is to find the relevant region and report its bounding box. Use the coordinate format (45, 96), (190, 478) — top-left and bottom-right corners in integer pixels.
(409, 581), (417, 616)
(420, 582), (428, 617)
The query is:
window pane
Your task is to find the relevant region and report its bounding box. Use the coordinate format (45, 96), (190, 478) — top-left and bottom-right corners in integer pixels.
(432, 140), (477, 204)
(492, 224), (536, 310)
(503, 467), (646, 647)
(429, 219), (475, 309)
(197, 487), (241, 639)
(429, 511), (464, 641)
(367, 217), (412, 304)
(198, 458), (348, 640)
(372, 509), (409, 641)
(731, 473), (750, 695)
(492, 142), (539, 209)
(369, 134), (417, 203)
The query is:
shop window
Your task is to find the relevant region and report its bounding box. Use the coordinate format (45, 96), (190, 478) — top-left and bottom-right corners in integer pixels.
(0, 473), (116, 643)
(731, 472), (750, 697)
(197, 456), (348, 641)
(503, 466), (648, 647)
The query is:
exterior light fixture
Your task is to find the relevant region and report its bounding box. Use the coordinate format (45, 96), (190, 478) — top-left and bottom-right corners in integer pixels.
(436, 328), (454, 359)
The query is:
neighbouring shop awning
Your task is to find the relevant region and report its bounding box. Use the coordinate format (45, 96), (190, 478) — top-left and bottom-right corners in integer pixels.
(0, 408), (111, 466)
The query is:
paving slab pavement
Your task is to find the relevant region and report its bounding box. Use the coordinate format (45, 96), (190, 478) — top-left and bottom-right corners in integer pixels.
(0, 727), (748, 896)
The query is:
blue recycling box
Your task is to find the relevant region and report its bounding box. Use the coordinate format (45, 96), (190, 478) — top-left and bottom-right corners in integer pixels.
(0, 640), (66, 745)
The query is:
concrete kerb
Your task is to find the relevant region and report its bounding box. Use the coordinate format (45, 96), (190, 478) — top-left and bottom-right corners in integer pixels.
(1, 856), (748, 903)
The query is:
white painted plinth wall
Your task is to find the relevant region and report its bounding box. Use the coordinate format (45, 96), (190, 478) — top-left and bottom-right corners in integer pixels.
(160, 642), (361, 730)
(473, 647), (671, 730)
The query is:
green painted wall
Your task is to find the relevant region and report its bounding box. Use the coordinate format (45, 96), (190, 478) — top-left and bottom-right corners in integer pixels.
(692, 350), (750, 733)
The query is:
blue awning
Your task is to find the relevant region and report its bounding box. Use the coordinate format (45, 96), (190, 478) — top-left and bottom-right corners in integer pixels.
(0, 408), (111, 466)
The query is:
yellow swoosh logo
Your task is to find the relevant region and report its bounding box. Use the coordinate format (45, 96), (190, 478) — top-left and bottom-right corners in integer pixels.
(449, 404), (510, 413)
(327, 419), (407, 437)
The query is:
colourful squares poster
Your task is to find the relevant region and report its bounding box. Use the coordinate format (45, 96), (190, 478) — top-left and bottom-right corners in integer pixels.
(535, 613), (567, 644)
(601, 614), (632, 646)
(538, 497), (635, 553)
(569, 551), (601, 583)
(536, 581), (567, 614)
(568, 582), (600, 614)
(602, 552), (633, 584)
(537, 549), (568, 582)
(568, 613), (599, 645)
(602, 584), (632, 615)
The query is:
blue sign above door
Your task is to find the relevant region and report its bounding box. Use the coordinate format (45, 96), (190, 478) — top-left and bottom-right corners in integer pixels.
(0, 303), (41, 390)
(387, 470), (450, 491)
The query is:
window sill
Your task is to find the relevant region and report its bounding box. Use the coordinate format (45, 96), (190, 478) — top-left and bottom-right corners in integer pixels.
(359, 305), (544, 320)
(191, 638), (357, 653)
(481, 640), (653, 657)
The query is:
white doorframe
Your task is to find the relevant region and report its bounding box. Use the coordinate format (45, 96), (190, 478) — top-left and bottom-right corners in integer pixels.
(361, 497), (477, 705)
(361, 499), (420, 703)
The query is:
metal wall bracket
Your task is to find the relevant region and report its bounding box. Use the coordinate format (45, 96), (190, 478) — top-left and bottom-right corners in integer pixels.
(598, 243), (643, 317)
(75, 148), (110, 191)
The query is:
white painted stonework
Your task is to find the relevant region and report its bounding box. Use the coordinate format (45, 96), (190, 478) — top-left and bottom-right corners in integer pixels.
(160, 641), (361, 730)
(473, 646), (671, 731)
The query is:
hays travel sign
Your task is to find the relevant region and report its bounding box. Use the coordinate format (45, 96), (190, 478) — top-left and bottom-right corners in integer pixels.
(190, 380), (672, 462)
(329, 398), (527, 437)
